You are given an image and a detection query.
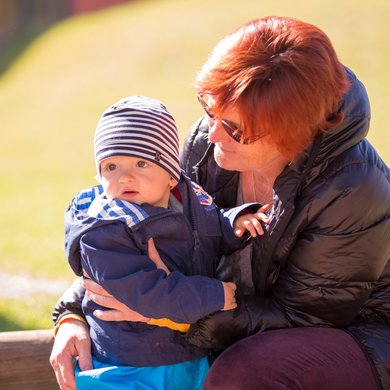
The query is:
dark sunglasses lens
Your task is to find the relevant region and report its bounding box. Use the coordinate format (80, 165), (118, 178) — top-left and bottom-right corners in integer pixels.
(198, 95), (256, 144)
(198, 95), (214, 119)
(222, 121), (246, 144)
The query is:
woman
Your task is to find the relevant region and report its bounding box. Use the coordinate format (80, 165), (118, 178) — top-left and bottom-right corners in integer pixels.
(51, 16), (390, 389)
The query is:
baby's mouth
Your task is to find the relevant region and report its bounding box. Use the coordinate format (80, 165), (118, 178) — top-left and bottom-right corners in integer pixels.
(122, 190), (138, 198)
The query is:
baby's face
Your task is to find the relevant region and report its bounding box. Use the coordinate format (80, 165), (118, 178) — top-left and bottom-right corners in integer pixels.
(100, 155), (176, 208)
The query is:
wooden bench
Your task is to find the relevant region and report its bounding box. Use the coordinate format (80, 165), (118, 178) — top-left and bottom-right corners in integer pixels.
(0, 329), (58, 389)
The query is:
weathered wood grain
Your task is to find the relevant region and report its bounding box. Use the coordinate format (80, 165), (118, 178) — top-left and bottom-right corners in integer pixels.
(0, 329), (58, 390)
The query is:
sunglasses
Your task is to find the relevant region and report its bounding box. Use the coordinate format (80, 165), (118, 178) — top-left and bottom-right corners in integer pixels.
(197, 95), (262, 145)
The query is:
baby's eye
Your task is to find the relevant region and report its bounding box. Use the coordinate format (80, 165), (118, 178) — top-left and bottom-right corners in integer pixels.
(105, 163), (117, 172)
(136, 160), (148, 168)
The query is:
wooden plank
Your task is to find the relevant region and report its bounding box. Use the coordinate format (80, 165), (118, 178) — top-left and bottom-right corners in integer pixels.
(0, 329), (58, 390)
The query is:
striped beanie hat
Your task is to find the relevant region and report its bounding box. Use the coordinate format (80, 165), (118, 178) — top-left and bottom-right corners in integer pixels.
(94, 96), (181, 182)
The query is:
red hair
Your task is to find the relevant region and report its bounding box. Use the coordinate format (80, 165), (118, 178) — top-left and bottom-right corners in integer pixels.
(195, 16), (350, 159)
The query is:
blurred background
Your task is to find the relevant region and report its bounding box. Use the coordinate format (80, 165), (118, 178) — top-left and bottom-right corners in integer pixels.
(0, 0), (388, 331)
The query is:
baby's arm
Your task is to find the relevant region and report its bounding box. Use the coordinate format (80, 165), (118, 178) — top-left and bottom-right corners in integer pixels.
(148, 238), (237, 312)
(144, 281), (235, 332)
(233, 204), (271, 238)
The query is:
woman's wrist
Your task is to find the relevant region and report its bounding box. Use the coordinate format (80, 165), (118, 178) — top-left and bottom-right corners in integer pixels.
(53, 314), (87, 337)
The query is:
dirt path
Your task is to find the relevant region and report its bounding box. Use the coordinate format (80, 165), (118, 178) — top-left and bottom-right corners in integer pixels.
(0, 272), (71, 299)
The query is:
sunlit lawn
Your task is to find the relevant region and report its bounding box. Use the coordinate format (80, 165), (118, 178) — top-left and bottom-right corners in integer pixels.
(0, 0), (388, 331)
(0, 296), (57, 331)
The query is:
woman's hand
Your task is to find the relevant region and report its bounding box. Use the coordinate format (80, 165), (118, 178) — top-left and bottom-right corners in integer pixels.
(49, 319), (92, 390)
(82, 277), (150, 322)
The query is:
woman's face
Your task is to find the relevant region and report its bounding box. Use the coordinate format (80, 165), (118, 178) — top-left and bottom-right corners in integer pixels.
(207, 105), (287, 172)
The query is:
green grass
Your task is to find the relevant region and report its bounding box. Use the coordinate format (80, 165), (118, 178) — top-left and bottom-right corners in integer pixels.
(0, 295), (58, 331)
(0, 0), (389, 331)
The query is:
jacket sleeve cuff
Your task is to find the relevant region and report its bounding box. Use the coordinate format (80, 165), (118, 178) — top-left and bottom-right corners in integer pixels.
(53, 314), (87, 337)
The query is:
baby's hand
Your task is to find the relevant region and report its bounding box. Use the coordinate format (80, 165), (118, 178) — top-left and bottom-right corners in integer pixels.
(234, 204), (271, 238)
(221, 281), (237, 311)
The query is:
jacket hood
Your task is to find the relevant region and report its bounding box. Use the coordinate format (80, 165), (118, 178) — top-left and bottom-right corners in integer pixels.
(64, 185), (151, 275)
(313, 67), (371, 166)
(285, 68), (372, 186)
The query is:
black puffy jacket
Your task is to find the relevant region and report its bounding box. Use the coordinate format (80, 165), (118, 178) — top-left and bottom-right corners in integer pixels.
(181, 69), (390, 389)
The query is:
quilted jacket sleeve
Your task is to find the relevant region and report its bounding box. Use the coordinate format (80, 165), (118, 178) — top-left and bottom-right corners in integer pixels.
(52, 278), (85, 324)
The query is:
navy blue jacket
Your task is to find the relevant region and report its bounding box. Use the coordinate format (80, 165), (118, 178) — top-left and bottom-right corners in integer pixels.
(65, 173), (254, 366)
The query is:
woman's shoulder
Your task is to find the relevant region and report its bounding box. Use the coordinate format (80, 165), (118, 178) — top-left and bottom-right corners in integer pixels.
(320, 139), (388, 190)
(302, 139), (389, 230)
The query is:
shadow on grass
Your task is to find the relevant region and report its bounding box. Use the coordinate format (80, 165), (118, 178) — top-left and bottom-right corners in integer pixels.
(0, 313), (26, 332)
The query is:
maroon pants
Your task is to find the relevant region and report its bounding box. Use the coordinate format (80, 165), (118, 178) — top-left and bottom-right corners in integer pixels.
(203, 327), (378, 390)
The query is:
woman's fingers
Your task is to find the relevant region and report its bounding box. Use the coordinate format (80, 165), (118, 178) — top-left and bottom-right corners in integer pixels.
(82, 281), (150, 322)
(93, 309), (123, 321)
(86, 290), (118, 310)
(49, 320), (92, 389)
(82, 278), (111, 297)
(82, 278), (120, 310)
(80, 239), (171, 325)
(86, 290), (149, 322)
(94, 308), (149, 323)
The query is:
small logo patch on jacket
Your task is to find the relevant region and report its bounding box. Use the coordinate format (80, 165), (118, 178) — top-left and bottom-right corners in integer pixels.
(192, 182), (213, 206)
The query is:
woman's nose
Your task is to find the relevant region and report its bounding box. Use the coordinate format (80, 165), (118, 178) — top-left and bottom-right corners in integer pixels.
(208, 119), (230, 144)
